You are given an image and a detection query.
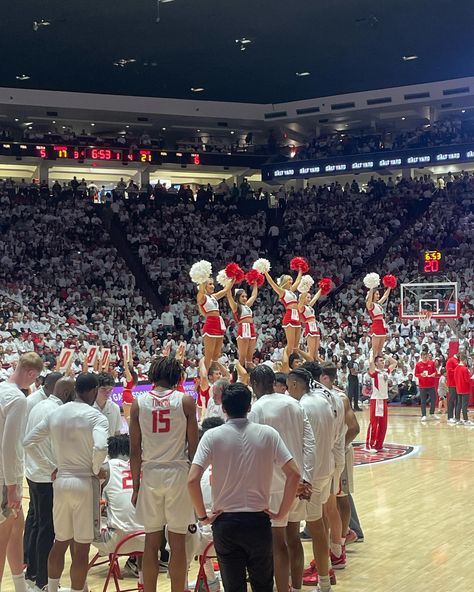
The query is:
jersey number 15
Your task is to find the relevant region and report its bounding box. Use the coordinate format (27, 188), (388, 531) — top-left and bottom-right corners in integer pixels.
(152, 409), (171, 433)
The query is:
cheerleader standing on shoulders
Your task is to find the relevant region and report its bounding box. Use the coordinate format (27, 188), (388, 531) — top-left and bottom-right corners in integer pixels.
(122, 349), (138, 425)
(255, 257), (307, 356)
(190, 260), (235, 372)
(226, 269), (263, 366)
(298, 276), (333, 361)
(364, 273), (396, 357)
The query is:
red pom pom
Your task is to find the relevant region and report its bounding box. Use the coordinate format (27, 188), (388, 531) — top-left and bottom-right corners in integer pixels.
(245, 269), (265, 287)
(383, 274), (397, 289)
(226, 262), (245, 283)
(290, 257), (309, 273)
(319, 277), (333, 295)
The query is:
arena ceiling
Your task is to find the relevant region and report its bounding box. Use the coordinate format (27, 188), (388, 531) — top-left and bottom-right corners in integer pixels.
(2, 0), (474, 104)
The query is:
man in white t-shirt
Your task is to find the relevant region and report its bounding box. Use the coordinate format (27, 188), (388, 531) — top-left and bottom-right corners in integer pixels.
(0, 352), (44, 592)
(188, 383), (300, 592)
(26, 372), (62, 418)
(23, 378), (75, 591)
(130, 357), (198, 592)
(204, 379), (227, 421)
(24, 372), (109, 592)
(249, 365), (315, 592)
(93, 372), (122, 436)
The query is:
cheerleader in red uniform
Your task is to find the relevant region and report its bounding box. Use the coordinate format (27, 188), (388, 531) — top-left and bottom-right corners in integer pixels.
(297, 276), (332, 361)
(122, 350), (138, 425)
(190, 260), (234, 372)
(365, 273), (396, 357)
(226, 279), (260, 366)
(258, 258), (306, 356)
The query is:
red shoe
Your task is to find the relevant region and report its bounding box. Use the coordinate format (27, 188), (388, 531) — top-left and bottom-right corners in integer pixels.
(330, 550), (346, 570)
(213, 561), (220, 571)
(345, 529), (358, 544)
(302, 563), (337, 586)
(303, 559), (316, 578)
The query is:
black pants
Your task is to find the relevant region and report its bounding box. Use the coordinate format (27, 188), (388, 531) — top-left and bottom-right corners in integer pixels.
(447, 387), (457, 420)
(347, 381), (360, 410)
(455, 394), (469, 421)
(212, 512), (273, 592)
(24, 480), (55, 588)
(420, 387), (436, 417)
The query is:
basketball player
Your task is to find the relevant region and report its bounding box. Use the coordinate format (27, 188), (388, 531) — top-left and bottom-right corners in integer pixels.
(94, 372), (122, 436)
(249, 365), (315, 592)
(188, 383), (300, 592)
(0, 352), (44, 592)
(94, 434), (145, 586)
(23, 372), (109, 592)
(319, 363), (360, 567)
(24, 377), (75, 592)
(129, 357), (199, 592)
(366, 354), (397, 451)
(287, 367), (338, 592)
(26, 372), (62, 417)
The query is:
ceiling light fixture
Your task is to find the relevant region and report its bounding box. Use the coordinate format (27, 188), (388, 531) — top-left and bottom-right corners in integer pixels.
(162, 127), (166, 131)
(113, 58), (136, 67)
(235, 38), (252, 45)
(16, 74), (30, 81)
(91, 123), (95, 126)
(402, 55), (418, 61)
(230, 131), (235, 135)
(296, 71), (311, 77)
(14, 118), (19, 122)
(402, 117), (406, 120)
(33, 20), (51, 31)
(191, 87), (205, 92)
(462, 109), (466, 113)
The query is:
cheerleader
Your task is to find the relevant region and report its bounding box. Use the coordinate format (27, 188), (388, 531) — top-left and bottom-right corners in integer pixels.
(364, 273), (396, 357)
(226, 282), (259, 366)
(262, 260), (305, 356)
(297, 276), (332, 362)
(190, 261), (234, 372)
(122, 351), (138, 425)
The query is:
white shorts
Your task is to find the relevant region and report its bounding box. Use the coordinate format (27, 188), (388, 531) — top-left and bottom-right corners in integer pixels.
(94, 529), (146, 556)
(136, 464), (195, 535)
(53, 476), (97, 544)
(336, 447), (355, 497)
(305, 477), (332, 522)
(166, 523), (213, 567)
(270, 491), (306, 527)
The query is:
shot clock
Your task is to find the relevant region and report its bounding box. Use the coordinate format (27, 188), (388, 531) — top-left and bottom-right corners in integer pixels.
(419, 250), (444, 274)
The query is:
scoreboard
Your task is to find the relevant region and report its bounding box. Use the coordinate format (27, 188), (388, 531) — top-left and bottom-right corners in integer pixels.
(419, 250), (444, 274)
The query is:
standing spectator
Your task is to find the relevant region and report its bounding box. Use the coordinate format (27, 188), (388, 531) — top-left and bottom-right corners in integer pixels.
(446, 352), (460, 424)
(453, 353), (473, 425)
(188, 383), (300, 592)
(347, 352), (361, 411)
(437, 368), (448, 415)
(0, 353), (44, 592)
(415, 351), (438, 421)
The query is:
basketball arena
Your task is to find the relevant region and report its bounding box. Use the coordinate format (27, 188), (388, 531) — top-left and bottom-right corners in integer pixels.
(0, 2), (473, 592)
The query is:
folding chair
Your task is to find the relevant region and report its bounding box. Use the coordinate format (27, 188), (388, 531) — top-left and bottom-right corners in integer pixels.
(88, 531), (146, 592)
(193, 540), (218, 592)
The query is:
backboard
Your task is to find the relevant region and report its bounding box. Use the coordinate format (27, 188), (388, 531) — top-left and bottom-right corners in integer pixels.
(399, 281), (459, 320)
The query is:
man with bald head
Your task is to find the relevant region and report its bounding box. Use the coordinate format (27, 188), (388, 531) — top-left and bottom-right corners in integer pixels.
(23, 377), (75, 591)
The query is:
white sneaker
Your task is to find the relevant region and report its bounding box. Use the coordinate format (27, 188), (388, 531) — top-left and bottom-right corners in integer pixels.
(432, 414), (441, 420)
(463, 420), (474, 426)
(457, 420), (464, 425)
(447, 418), (456, 424)
(421, 416), (427, 422)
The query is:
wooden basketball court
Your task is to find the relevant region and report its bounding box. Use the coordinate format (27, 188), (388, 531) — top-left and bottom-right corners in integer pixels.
(7, 407), (471, 592)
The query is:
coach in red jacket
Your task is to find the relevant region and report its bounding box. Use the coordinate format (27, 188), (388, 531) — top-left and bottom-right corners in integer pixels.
(446, 353), (459, 423)
(453, 353), (473, 425)
(414, 351), (437, 421)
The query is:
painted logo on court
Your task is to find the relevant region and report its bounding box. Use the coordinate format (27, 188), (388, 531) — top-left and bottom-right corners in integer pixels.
(353, 442), (419, 466)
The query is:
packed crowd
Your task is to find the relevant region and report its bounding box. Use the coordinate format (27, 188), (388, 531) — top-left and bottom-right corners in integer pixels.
(295, 117), (473, 160)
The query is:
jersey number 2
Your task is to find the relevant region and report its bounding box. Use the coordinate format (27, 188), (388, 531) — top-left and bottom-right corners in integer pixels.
(152, 409), (171, 433)
(121, 469), (133, 490)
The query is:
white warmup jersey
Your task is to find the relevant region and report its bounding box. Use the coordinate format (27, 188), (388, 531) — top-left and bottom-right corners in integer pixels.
(26, 387), (47, 418)
(103, 458), (143, 533)
(249, 393), (315, 491)
(25, 395), (62, 483)
(24, 401), (109, 477)
(300, 386), (340, 482)
(138, 389), (188, 468)
(201, 466), (213, 510)
(94, 399), (122, 437)
(0, 381), (27, 486)
(205, 396), (226, 420)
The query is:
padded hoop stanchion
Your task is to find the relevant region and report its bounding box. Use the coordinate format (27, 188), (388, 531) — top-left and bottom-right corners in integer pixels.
(194, 541), (217, 592)
(92, 530), (146, 592)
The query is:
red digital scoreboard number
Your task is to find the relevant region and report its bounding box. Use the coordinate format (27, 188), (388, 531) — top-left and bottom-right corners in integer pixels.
(420, 250), (444, 274)
(87, 148), (123, 161)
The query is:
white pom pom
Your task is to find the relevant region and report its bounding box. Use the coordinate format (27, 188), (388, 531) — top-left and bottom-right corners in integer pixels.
(216, 269), (231, 287)
(253, 258), (271, 273)
(297, 275), (314, 294)
(363, 272), (380, 289)
(189, 260), (212, 285)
